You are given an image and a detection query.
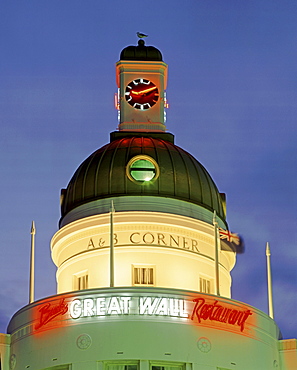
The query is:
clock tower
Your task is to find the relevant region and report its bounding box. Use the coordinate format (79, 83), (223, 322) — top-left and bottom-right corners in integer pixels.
(116, 39), (168, 131)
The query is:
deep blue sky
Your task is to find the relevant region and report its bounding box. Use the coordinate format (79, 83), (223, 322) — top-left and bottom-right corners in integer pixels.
(0, 1), (296, 338)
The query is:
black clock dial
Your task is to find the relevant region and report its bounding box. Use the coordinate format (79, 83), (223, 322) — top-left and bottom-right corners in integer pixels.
(125, 78), (159, 110)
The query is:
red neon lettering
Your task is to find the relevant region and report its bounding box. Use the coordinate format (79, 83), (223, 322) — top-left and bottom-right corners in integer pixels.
(191, 297), (252, 332)
(35, 298), (68, 330)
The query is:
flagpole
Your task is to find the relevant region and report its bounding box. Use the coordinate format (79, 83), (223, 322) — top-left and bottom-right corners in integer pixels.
(213, 211), (220, 296)
(29, 221), (36, 304)
(110, 201), (115, 287)
(266, 242), (274, 319)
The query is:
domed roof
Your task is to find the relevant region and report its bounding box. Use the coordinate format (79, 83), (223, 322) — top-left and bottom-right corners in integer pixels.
(60, 132), (226, 224)
(120, 40), (162, 61)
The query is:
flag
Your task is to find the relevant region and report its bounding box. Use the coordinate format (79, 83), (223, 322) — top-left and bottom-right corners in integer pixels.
(219, 228), (244, 253)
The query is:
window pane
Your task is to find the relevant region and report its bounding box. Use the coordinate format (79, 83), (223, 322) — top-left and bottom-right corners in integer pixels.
(134, 268), (140, 285)
(142, 268), (147, 284)
(106, 364), (138, 370)
(130, 159), (156, 181)
(133, 266), (155, 286)
(76, 274), (88, 290)
(148, 268), (154, 285)
(131, 159), (154, 169)
(199, 277), (211, 293)
(152, 365), (184, 370)
(126, 366), (138, 370)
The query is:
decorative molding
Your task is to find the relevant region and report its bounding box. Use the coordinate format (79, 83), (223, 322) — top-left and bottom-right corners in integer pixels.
(197, 337), (211, 353)
(76, 334), (92, 350)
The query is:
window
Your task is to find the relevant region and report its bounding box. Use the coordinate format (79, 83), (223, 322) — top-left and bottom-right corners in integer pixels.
(133, 265), (155, 286)
(105, 362), (138, 370)
(151, 362), (185, 370)
(127, 155), (159, 183)
(199, 277), (211, 294)
(78, 275), (88, 290)
(74, 272), (88, 291)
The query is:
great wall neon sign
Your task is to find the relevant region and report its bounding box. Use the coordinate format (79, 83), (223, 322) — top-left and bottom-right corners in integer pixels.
(35, 295), (253, 333)
(69, 297), (188, 318)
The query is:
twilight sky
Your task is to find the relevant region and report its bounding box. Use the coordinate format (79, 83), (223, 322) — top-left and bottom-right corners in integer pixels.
(0, 1), (296, 339)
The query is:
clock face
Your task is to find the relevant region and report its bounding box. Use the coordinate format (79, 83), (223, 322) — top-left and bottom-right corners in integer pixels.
(125, 78), (159, 110)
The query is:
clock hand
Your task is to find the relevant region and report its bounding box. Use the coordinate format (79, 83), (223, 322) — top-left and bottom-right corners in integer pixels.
(131, 86), (157, 95)
(139, 86), (157, 94)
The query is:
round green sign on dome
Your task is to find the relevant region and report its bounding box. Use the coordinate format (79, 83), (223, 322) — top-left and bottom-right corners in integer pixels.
(127, 155), (159, 183)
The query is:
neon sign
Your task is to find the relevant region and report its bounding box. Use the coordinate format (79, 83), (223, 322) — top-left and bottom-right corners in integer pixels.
(191, 297), (252, 332)
(35, 298), (68, 330)
(69, 297), (188, 319)
(35, 294), (253, 333)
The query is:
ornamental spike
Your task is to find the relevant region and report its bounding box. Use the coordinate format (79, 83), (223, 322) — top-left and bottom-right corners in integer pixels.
(29, 221), (36, 304)
(31, 220), (36, 235)
(266, 242), (274, 319)
(266, 241), (271, 256)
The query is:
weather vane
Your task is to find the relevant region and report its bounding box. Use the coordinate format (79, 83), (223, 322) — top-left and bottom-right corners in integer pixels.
(137, 32), (148, 39)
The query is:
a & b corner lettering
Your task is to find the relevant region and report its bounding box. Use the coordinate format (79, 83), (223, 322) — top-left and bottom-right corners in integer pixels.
(87, 231), (201, 254)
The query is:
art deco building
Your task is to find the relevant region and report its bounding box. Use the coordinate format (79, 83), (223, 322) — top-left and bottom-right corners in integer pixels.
(0, 40), (296, 370)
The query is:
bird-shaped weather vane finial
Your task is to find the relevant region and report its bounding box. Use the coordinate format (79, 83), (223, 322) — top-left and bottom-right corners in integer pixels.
(137, 32), (148, 39)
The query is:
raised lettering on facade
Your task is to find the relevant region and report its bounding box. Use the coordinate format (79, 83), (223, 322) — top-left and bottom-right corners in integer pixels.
(87, 232), (200, 254)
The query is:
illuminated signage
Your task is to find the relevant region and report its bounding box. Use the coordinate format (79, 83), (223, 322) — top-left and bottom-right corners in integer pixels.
(69, 297), (188, 319)
(35, 298), (68, 330)
(34, 294), (253, 334)
(191, 297), (252, 332)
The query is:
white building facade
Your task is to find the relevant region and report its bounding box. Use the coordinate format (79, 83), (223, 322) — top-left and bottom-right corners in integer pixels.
(0, 40), (296, 370)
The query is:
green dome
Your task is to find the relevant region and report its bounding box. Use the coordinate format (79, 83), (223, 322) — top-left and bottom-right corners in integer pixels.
(120, 40), (162, 61)
(60, 132), (226, 225)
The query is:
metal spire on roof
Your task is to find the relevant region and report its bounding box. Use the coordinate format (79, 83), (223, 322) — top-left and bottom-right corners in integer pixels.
(266, 242), (274, 319)
(29, 221), (36, 304)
